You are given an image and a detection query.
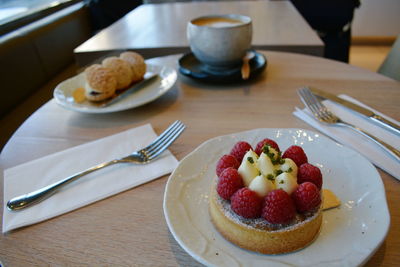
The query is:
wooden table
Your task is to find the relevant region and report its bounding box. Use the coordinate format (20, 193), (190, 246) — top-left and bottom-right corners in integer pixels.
(1, 51), (399, 266)
(74, 0), (324, 66)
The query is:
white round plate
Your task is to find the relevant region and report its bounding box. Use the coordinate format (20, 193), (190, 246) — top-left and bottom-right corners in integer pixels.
(53, 63), (177, 113)
(164, 128), (390, 267)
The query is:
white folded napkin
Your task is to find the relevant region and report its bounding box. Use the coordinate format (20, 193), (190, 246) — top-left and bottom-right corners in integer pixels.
(3, 124), (179, 233)
(294, 94), (400, 181)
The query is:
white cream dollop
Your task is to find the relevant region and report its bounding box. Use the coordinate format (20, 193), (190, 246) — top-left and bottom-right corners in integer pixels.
(238, 150), (259, 187)
(267, 147), (280, 162)
(275, 172), (298, 194)
(280, 158), (298, 177)
(248, 175), (276, 197)
(257, 152), (275, 177)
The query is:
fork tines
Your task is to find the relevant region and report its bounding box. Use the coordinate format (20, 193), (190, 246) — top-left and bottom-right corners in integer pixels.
(144, 120), (186, 160)
(297, 87), (329, 121)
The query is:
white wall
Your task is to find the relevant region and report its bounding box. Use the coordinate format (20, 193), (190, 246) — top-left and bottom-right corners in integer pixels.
(352, 0), (400, 37)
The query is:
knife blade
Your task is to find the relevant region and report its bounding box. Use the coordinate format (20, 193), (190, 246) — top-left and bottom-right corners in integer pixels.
(309, 87), (400, 136)
(99, 73), (158, 107)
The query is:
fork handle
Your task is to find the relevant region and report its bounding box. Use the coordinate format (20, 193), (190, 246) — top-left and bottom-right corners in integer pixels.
(339, 122), (400, 161)
(7, 159), (120, 211)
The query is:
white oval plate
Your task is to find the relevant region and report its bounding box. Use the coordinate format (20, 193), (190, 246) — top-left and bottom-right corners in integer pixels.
(53, 63), (177, 113)
(164, 128), (390, 267)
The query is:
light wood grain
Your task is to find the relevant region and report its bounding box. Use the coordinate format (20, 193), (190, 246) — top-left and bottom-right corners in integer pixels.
(74, 1), (324, 66)
(1, 51), (399, 266)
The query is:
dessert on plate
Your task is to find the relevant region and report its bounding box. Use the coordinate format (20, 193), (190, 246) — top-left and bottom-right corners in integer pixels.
(209, 139), (324, 254)
(102, 57), (134, 90)
(75, 51), (147, 103)
(84, 64), (117, 101)
(120, 51), (147, 83)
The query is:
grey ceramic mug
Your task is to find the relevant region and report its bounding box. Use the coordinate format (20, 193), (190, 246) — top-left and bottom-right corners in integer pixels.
(187, 14), (252, 69)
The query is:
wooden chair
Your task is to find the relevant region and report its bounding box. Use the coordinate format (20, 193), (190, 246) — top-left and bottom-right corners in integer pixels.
(378, 35), (400, 81)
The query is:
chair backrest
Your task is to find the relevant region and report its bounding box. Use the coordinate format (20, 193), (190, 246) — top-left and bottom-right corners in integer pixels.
(378, 34), (400, 81)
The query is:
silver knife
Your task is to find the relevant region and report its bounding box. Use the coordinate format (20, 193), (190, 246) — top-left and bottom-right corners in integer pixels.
(99, 73), (158, 107)
(310, 87), (400, 136)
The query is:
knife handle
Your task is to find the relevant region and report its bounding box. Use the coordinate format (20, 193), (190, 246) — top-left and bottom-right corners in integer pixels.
(371, 115), (400, 136)
(340, 122), (400, 162)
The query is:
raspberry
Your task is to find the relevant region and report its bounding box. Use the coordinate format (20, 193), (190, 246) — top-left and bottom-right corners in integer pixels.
(255, 138), (280, 155)
(282, 145), (308, 167)
(231, 188), (263, 218)
(217, 168), (244, 200)
(262, 189), (296, 224)
(298, 163), (323, 190)
(216, 154), (240, 177)
(230, 141), (253, 162)
(292, 182), (321, 213)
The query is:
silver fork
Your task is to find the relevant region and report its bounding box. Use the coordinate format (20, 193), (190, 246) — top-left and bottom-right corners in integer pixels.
(7, 120), (186, 211)
(298, 87), (400, 162)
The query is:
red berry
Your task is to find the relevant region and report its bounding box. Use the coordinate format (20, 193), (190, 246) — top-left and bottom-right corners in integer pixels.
(292, 182), (321, 213)
(255, 138), (280, 155)
(216, 154), (240, 177)
(230, 141), (253, 162)
(298, 163), (323, 190)
(282, 145), (308, 167)
(231, 188), (263, 218)
(262, 189), (296, 224)
(217, 168), (244, 200)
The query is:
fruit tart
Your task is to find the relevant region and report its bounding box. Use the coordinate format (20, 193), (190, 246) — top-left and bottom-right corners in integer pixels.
(209, 139), (323, 254)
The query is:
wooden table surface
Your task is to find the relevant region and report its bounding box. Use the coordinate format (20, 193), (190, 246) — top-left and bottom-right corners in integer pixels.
(1, 51), (399, 266)
(74, 0), (324, 66)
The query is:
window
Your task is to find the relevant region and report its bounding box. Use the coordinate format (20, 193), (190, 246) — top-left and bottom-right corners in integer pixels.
(0, 0), (79, 35)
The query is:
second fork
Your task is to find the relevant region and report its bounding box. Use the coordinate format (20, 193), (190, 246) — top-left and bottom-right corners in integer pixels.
(298, 87), (400, 162)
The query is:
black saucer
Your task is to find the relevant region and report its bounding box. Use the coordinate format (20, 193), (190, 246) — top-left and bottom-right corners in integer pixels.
(178, 51), (267, 83)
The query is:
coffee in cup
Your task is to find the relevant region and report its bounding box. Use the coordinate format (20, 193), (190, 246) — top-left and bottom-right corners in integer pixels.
(187, 14), (252, 69)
